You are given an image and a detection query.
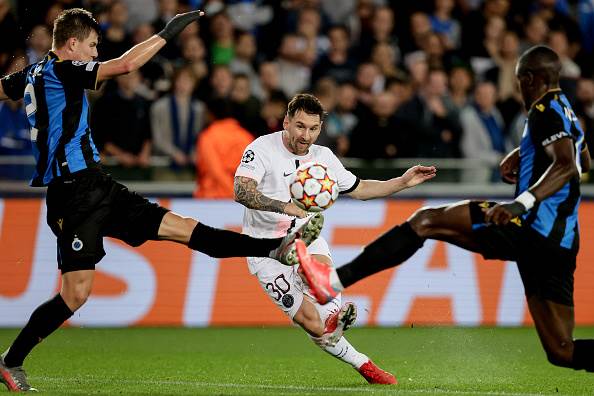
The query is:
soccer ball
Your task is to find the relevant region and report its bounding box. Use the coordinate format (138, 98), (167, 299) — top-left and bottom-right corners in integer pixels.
(290, 162), (339, 212)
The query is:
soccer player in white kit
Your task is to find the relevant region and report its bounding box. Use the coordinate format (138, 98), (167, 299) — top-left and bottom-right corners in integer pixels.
(234, 94), (436, 384)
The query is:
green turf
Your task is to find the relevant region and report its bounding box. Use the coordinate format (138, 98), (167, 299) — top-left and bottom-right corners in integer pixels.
(1, 327), (593, 395)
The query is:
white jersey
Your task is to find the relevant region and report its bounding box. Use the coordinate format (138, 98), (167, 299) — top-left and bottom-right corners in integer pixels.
(235, 131), (358, 272)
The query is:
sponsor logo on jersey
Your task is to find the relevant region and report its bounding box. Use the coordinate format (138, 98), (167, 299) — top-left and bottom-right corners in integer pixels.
(541, 131), (569, 146)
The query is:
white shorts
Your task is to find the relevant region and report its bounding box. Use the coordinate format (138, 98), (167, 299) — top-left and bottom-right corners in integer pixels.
(248, 237), (337, 318)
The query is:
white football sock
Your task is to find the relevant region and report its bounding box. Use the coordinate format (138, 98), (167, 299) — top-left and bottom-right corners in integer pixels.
(317, 336), (369, 369)
(309, 294), (368, 369)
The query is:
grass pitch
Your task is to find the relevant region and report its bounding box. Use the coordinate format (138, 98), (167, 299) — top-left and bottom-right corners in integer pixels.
(1, 327), (593, 395)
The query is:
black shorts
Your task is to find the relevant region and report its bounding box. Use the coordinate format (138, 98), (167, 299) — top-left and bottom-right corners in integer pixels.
(469, 201), (576, 306)
(46, 168), (169, 273)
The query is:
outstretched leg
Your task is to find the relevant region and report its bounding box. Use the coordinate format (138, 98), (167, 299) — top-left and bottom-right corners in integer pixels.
(337, 200), (482, 288)
(157, 211), (324, 265)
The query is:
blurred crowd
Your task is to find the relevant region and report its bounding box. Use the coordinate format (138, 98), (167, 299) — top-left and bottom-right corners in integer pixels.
(1, 0), (594, 184)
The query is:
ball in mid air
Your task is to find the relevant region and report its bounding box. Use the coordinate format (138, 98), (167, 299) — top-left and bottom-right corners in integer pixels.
(290, 162), (339, 212)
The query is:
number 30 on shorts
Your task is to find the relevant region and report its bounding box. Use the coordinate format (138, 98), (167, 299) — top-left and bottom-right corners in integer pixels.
(265, 274), (291, 301)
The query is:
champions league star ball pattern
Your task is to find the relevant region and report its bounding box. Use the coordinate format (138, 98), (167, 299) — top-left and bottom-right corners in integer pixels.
(290, 162), (339, 212)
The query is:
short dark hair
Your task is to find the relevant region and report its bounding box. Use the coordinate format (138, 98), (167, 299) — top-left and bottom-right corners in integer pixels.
(207, 98), (233, 120)
(286, 93), (326, 121)
(53, 8), (100, 48)
(517, 45), (561, 85)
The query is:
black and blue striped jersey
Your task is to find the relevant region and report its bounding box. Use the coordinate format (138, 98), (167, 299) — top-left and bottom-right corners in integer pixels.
(517, 88), (585, 251)
(1, 51), (101, 186)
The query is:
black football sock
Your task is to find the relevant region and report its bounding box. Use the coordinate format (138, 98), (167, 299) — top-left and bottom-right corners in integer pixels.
(337, 222), (424, 288)
(572, 339), (594, 372)
(188, 222), (283, 258)
(4, 294), (73, 368)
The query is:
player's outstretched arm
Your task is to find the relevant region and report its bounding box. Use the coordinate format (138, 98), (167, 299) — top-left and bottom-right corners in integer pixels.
(97, 10), (204, 82)
(347, 165), (437, 201)
(234, 176), (308, 218)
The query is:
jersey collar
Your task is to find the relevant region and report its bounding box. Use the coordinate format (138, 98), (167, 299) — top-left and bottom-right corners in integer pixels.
(47, 51), (60, 60)
(529, 88), (562, 111)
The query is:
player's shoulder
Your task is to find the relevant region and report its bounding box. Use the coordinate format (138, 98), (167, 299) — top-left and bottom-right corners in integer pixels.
(530, 89), (569, 122)
(249, 131), (281, 149)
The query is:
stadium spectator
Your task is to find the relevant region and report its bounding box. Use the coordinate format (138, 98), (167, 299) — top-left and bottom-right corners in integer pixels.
(520, 14), (549, 54)
(354, 62), (384, 109)
(179, 35), (208, 95)
(151, 0), (181, 59)
(330, 82), (360, 156)
(150, 67), (205, 170)
(402, 11), (432, 55)
(131, 22), (172, 96)
(549, 30), (581, 79)
(357, 6), (400, 64)
(209, 11), (235, 65)
(404, 50), (429, 89)
(485, 30), (522, 127)
(449, 66), (474, 110)
(311, 25), (356, 84)
(276, 33), (313, 98)
(208, 64), (233, 100)
(460, 81), (510, 182)
(311, 77), (340, 151)
(386, 75), (415, 105)
(296, 6), (329, 62)
(26, 25), (52, 64)
(371, 42), (401, 79)
(534, 0), (582, 55)
(92, 71), (152, 169)
(421, 31), (449, 70)
(259, 89), (288, 134)
(229, 31), (259, 92)
(98, 1), (132, 61)
(230, 72), (263, 136)
(470, 16), (506, 76)
(430, 0), (461, 50)
(348, 91), (415, 159)
(121, 0), (158, 30)
(194, 99), (253, 198)
(461, 0), (510, 57)
(346, 0), (377, 47)
(253, 60), (281, 101)
(397, 68), (462, 158)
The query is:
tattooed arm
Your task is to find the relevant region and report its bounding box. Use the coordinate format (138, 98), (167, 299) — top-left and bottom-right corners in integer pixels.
(234, 176), (307, 218)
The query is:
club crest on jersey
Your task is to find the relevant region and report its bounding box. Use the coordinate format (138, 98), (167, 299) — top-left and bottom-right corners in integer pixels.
(72, 237), (84, 252)
(282, 294), (294, 308)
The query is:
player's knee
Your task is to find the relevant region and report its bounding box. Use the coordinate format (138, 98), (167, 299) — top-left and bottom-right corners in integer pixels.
(545, 342), (574, 368)
(62, 289), (90, 311)
(410, 207), (441, 238)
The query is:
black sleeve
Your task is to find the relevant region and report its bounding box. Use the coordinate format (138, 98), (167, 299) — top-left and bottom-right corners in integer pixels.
(531, 106), (573, 148)
(53, 60), (101, 90)
(1, 65), (32, 100)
